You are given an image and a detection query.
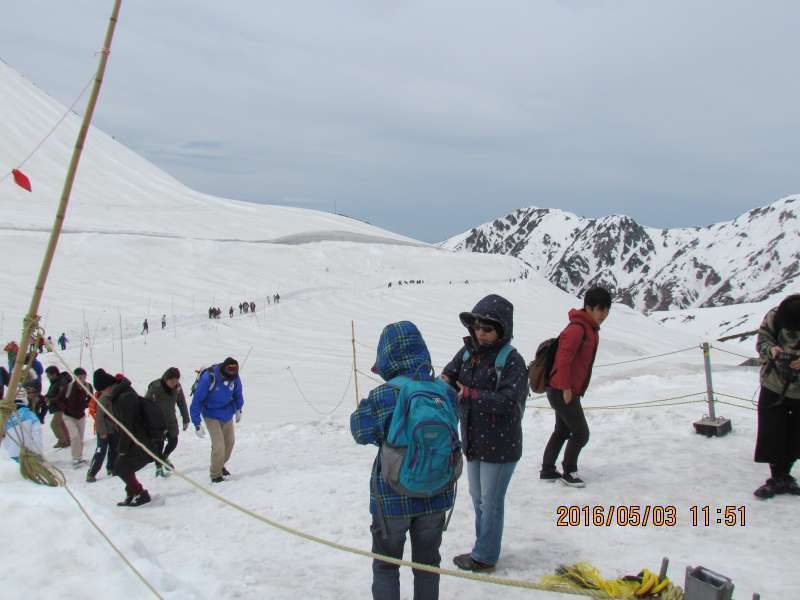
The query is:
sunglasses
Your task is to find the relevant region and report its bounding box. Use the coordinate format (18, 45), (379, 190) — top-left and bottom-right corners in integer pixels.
(473, 322), (496, 334)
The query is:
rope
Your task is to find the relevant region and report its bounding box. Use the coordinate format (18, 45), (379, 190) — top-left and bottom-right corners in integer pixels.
(44, 346), (612, 597)
(56, 466), (163, 599)
(709, 345), (758, 361)
(594, 347), (698, 368)
(286, 366), (352, 416)
(715, 392), (758, 405)
(714, 400), (756, 411)
(0, 73), (95, 185)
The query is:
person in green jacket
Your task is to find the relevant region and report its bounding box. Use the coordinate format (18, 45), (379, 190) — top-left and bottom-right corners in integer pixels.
(145, 367), (189, 477)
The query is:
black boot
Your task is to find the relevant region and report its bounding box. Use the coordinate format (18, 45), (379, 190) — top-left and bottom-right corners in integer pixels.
(781, 475), (800, 496)
(754, 478), (782, 499)
(129, 490), (152, 507)
(117, 495), (134, 506)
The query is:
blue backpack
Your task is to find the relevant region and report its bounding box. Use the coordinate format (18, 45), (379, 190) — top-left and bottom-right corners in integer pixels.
(462, 343), (515, 390)
(380, 373), (462, 498)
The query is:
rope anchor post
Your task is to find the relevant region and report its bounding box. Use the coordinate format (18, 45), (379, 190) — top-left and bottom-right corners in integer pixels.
(693, 342), (732, 438)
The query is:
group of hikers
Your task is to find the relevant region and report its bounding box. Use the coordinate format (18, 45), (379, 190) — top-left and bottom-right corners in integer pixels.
(349, 289), (800, 599)
(4, 333), (69, 359)
(1, 288), (798, 598)
(0, 354), (245, 508)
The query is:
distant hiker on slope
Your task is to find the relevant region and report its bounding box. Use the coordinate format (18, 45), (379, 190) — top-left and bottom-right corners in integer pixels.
(190, 357), (244, 483)
(442, 294), (528, 573)
(58, 332), (68, 351)
(161, 314), (167, 330)
(145, 367), (189, 477)
(753, 293), (800, 499)
(351, 321), (459, 600)
(93, 369), (165, 507)
(540, 286), (611, 488)
(141, 318), (149, 335)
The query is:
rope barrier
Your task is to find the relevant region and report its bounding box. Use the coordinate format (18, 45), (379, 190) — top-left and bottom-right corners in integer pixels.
(714, 400), (756, 412)
(715, 392), (758, 405)
(286, 366), (352, 416)
(56, 467), (163, 599)
(709, 346), (758, 361)
(594, 346), (698, 368)
(43, 346), (613, 597)
(0, 73), (95, 186)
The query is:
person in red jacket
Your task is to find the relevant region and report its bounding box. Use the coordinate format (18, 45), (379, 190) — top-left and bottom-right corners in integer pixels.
(540, 287), (611, 487)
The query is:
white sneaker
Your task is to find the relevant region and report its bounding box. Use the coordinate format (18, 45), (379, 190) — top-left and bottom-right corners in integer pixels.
(72, 459), (87, 469)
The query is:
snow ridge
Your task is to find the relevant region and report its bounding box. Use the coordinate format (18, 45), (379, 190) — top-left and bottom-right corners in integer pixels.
(442, 198), (800, 311)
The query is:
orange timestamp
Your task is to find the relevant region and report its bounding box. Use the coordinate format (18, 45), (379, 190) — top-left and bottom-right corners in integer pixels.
(555, 505), (747, 527)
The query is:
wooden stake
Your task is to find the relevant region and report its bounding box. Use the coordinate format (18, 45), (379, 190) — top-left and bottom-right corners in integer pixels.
(0, 0), (123, 433)
(351, 320), (360, 407)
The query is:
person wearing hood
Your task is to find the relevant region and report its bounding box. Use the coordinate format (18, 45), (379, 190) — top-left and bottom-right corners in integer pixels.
(93, 369), (154, 507)
(145, 367), (190, 477)
(189, 357), (244, 483)
(541, 287), (611, 488)
(351, 321), (457, 600)
(442, 294), (528, 573)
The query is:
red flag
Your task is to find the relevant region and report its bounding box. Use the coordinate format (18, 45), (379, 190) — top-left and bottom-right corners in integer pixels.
(11, 169), (32, 192)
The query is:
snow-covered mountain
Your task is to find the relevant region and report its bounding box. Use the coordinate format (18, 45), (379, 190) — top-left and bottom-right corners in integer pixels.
(442, 198), (800, 312)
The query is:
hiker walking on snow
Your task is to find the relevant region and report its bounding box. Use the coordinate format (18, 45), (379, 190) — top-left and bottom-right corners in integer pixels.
(753, 294), (800, 498)
(145, 367), (190, 477)
(58, 333), (68, 351)
(540, 287), (611, 488)
(442, 294), (528, 573)
(93, 369), (164, 507)
(161, 314), (167, 330)
(190, 357), (244, 483)
(61, 367), (92, 468)
(229, 306), (234, 318)
(86, 383), (120, 482)
(4, 341), (19, 372)
(141, 319), (149, 335)
(44, 366), (72, 449)
(351, 321), (459, 600)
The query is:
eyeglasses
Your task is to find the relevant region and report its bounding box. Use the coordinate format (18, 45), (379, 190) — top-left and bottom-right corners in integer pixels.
(473, 322), (496, 334)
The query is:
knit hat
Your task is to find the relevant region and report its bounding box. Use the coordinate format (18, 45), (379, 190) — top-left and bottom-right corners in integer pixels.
(93, 368), (118, 392)
(163, 367), (181, 381)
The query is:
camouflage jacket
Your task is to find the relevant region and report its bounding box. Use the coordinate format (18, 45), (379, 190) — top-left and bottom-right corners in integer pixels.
(757, 308), (800, 399)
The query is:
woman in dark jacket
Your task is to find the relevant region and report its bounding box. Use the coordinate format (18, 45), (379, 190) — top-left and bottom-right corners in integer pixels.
(754, 294), (800, 498)
(93, 369), (154, 507)
(442, 294), (528, 572)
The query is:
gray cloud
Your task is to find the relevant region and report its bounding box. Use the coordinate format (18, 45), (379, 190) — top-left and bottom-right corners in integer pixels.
(2, 0), (798, 241)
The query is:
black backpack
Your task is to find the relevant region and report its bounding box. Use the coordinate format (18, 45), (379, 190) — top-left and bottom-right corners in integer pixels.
(139, 395), (167, 444)
(528, 325), (587, 394)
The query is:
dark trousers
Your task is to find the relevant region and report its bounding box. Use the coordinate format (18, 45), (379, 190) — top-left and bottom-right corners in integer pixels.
(371, 512), (445, 600)
(88, 432), (120, 477)
(755, 386), (800, 476)
(541, 388), (590, 474)
(161, 430), (178, 461)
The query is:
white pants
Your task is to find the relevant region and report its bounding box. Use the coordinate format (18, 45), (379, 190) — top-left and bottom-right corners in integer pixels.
(62, 416), (86, 461)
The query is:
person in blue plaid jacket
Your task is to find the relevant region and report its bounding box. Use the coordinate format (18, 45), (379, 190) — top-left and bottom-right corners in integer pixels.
(351, 321), (456, 600)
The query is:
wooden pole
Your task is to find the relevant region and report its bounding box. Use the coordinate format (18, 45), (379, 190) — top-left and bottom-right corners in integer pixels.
(0, 0), (123, 433)
(351, 320), (360, 407)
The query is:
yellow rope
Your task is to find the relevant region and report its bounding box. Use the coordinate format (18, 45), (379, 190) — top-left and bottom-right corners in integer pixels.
(44, 346), (614, 597)
(54, 466), (164, 599)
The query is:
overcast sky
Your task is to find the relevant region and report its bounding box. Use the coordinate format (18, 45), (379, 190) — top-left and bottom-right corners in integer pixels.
(3, 1), (799, 242)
